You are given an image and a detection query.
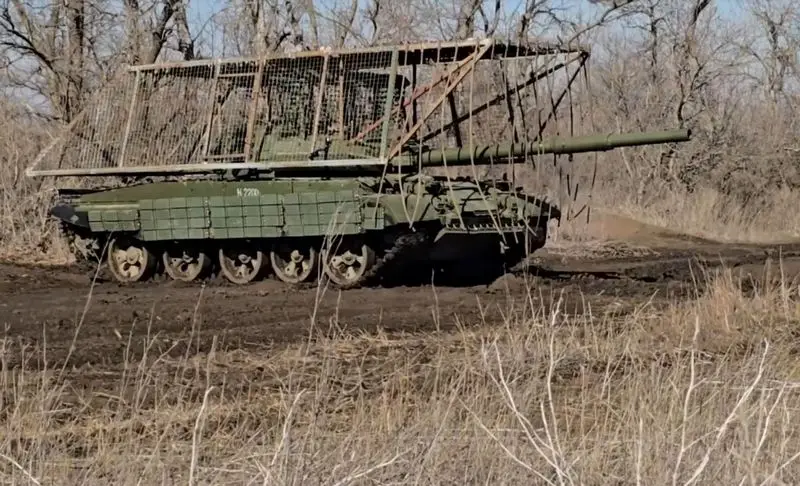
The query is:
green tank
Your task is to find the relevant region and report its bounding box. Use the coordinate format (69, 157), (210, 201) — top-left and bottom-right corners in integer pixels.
(27, 38), (693, 288)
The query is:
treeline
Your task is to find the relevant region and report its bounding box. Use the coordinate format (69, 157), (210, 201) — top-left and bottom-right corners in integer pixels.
(1, 0), (799, 238)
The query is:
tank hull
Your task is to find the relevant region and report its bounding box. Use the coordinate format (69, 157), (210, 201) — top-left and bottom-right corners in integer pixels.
(52, 176), (556, 287)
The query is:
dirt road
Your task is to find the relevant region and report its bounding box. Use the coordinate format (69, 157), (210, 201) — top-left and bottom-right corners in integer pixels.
(3, 234), (800, 371)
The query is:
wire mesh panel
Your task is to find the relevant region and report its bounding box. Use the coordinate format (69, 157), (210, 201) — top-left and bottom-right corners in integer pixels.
(26, 38), (590, 178)
(383, 41), (589, 167)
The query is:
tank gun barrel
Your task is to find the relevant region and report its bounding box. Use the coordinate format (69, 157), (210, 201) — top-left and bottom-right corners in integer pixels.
(400, 128), (692, 167)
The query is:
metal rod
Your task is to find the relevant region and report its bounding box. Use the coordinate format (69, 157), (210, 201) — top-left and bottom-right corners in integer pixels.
(217, 71), (262, 78)
(337, 57), (345, 139)
(27, 158), (388, 177)
(411, 62), (418, 128)
(379, 49), (399, 160)
(309, 54), (331, 155)
(126, 38), (579, 72)
(117, 70), (141, 167)
(243, 58), (266, 162)
(201, 60), (221, 158)
(203, 153), (246, 160)
(385, 40), (493, 161)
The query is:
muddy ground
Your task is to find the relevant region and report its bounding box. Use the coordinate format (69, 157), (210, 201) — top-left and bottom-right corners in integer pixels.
(3, 231), (800, 372)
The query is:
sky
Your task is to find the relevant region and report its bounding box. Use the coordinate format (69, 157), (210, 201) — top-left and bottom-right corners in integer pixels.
(184, 0), (744, 54)
(187, 0), (741, 15)
(186, 0), (743, 23)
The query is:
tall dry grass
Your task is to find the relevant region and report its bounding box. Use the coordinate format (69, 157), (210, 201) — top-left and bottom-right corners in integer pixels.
(2, 265), (800, 484)
(0, 102), (68, 263)
(563, 185), (800, 244)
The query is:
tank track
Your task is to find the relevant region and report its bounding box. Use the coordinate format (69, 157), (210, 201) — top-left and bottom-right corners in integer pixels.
(59, 220), (437, 288)
(337, 229), (433, 289)
(334, 228), (535, 289)
(59, 220), (530, 288)
(61, 221), (105, 273)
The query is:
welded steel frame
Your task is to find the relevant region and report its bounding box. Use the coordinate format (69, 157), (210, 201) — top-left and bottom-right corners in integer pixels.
(26, 38), (591, 178)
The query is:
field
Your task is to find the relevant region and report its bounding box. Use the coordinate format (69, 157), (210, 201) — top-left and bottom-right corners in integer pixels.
(6, 1), (800, 483)
(4, 213), (800, 484)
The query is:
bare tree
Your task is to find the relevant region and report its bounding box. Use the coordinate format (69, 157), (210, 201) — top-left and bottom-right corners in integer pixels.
(0, 0), (95, 120)
(122, 0), (195, 63)
(0, 0), (195, 121)
(585, 0), (756, 199)
(3, 0), (799, 204)
(736, 0), (799, 104)
(214, 0), (309, 56)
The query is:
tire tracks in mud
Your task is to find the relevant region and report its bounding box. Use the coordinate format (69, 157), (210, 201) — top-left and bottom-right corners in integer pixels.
(2, 240), (800, 370)
(531, 241), (800, 282)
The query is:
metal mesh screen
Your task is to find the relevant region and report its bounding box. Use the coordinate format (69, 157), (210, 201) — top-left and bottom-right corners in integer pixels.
(384, 41), (588, 163)
(26, 38), (589, 178)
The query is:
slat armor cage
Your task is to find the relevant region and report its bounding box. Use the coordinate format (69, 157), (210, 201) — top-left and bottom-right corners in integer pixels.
(25, 37), (591, 178)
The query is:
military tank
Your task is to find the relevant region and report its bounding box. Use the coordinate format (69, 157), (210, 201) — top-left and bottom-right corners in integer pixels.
(26, 38), (692, 288)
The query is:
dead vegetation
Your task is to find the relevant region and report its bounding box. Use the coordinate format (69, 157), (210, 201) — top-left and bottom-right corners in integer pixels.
(3, 1), (800, 483)
(2, 0), (800, 257)
(2, 265), (800, 484)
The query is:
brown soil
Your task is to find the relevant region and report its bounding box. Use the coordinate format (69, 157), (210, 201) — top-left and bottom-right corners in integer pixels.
(4, 227), (800, 374)
(574, 211), (716, 245)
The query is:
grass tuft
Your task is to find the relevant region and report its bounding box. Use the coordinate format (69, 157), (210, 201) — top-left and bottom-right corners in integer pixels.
(3, 262), (800, 484)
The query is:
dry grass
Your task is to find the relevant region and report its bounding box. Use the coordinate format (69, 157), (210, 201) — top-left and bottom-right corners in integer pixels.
(4, 5), (800, 484)
(0, 102), (70, 264)
(539, 177), (800, 247)
(2, 265), (800, 484)
(3, 55), (800, 484)
(593, 185), (800, 244)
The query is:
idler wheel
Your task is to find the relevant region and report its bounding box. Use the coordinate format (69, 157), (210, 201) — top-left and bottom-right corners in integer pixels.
(322, 239), (376, 287)
(162, 246), (212, 281)
(218, 246), (267, 284)
(107, 237), (156, 283)
(270, 243), (318, 284)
